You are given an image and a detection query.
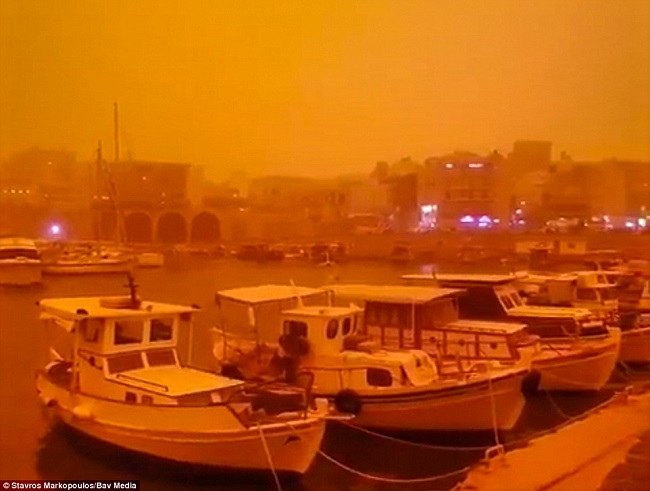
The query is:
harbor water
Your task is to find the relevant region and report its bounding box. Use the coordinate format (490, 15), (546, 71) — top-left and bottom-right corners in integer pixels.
(0, 258), (634, 490)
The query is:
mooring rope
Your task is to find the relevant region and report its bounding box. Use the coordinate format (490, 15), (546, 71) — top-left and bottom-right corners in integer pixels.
(257, 422), (283, 491)
(336, 420), (493, 451)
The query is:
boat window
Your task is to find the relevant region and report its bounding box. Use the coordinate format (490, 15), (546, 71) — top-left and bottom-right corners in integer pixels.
(150, 318), (173, 342)
(342, 317), (352, 336)
(146, 349), (176, 367)
(114, 320), (144, 345)
(283, 320), (308, 338)
(366, 304), (378, 324)
(107, 352), (144, 374)
(326, 319), (339, 339)
(378, 306), (390, 326)
(366, 367), (392, 387)
(500, 295), (514, 310)
(141, 395), (153, 405)
(80, 319), (103, 343)
(600, 288), (618, 301)
(124, 392), (137, 404)
(576, 288), (598, 301)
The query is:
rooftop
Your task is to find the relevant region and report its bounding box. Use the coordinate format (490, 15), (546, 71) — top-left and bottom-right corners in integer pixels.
(39, 297), (196, 320)
(326, 284), (464, 304)
(216, 284), (325, 304)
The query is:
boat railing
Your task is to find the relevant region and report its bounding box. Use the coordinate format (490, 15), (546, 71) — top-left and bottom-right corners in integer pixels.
(115, 372), (169, 392)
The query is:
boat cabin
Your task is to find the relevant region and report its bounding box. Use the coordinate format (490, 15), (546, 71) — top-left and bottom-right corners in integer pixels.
(325, 284), (535, 364)
(39, 297), (244, 406)
(279, 305), (439, 392)
(404, 273), (608, 339)
(518, 271), (619, 318)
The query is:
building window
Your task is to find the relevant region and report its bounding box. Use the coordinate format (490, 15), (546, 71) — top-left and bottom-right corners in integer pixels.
(366, 368), (393, 387)
(141, 395), (153, 405)
(124, 392), (137, 403)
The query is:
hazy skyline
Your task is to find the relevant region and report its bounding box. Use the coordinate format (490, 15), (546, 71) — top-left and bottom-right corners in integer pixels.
(1, 0), (649, 178)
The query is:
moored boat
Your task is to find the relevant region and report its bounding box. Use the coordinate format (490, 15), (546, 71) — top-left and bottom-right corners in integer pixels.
(402, 273), (621, 391)
(213, 285), (530, 432)
(0, 237), (42, 285)
(36, 282), (329, 475)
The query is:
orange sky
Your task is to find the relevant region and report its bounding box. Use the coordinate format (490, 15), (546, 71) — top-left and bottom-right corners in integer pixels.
(1, 1), (649, 178)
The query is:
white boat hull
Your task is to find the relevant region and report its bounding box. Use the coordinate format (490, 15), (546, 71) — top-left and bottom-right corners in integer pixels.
(316, 370), (528, 432)
(0, 261), (42, 285)
(43, 260), (134, 275)
(36, 375), (325, 474)
(533, 331), (621, 391)
(619, 327), (650, 364)
(136, 253), (164, 268)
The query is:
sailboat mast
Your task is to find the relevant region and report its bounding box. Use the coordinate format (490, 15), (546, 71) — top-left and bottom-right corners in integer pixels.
(114, 102), (119, 163)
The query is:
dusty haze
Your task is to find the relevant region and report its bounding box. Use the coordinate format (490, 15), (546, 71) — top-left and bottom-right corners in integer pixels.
(1, 0), (649, 178)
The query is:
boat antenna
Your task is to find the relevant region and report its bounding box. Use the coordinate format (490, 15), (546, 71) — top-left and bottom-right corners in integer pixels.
(124, 273), (141, 308)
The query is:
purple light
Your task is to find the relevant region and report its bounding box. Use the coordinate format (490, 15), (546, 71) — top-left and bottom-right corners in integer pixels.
(460, 215), (474, 223)
(478, 215), (492, 223)
(50, 224), (61, 236)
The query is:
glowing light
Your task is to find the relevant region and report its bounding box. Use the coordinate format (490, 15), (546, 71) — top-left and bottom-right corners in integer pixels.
(445, 163), (454, 169)
(50, 224), (61, 235)
(520, 201), (526, 206)
(478, 222), (489, 228)
(515, 208), (522, 215)
(625, 221), (635, 228)
(468, 163), (484, 169)
(479, 215), (492, 223)
(460, 215), (474, 223)
(493, 218), (501, 224)
(433, 204), (438, 211)
(638, 218), (647, 228)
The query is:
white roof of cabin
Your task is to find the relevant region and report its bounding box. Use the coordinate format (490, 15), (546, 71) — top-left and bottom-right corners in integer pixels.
(217, 284), (325, 304)
(327, 284), (464, 304)
(39, 297), (196, 320)
(282, 305), (361, 318)
(0, 237), (38, 250)
(116, 366), (243, 396)
(446, 319), (528, 334)
(434, 273), (519, 284)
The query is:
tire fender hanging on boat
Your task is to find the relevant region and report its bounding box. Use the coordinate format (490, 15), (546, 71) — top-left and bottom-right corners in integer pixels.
(334, 389), (363, 416)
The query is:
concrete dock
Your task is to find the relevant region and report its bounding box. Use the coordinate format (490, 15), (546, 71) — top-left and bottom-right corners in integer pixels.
(456, 391), (650, 491)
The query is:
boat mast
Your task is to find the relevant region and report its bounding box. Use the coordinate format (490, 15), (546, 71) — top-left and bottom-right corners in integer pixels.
(114, 102), (119, 163)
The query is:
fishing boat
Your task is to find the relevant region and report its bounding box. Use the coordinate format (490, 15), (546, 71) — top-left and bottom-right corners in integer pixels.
(0, 237), (42, 285)
(402, 274), (621, 391)
(514, 271), (650, 365)
(325, 284), (540, 381)
(36, 281), (329, 475)
(213, 285), (530, 432)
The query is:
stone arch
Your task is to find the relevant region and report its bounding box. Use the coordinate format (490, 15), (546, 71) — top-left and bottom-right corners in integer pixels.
(124, 212), (153, 243)
(190, 212), (221, 243)
(156, 212), (187, 244)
